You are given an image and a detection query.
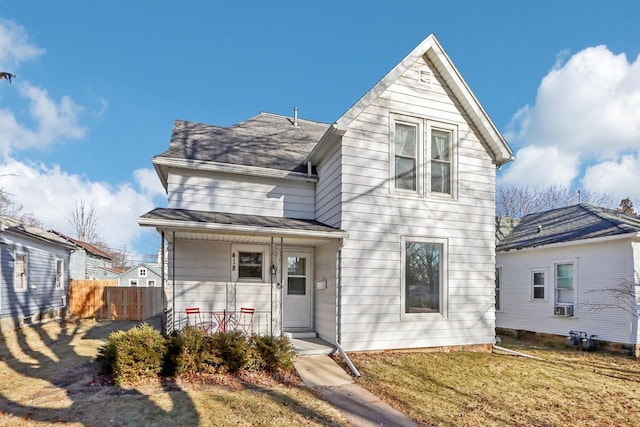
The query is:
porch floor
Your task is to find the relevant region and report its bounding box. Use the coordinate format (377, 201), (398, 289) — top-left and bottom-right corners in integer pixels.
(291, 337), (336, 356)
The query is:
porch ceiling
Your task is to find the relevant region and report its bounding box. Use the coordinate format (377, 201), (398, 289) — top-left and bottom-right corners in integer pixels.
(138, 207), (347, 246)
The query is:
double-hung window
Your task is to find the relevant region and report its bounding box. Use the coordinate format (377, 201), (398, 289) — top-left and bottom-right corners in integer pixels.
(393, 121), (419, 192)
(390, 115), (457, 198)
(232, 244), (267, 282)
(402, 237), (448, 318)
(531, 270), (546, 300)
(55, 259), (64, 289)
(555, 262), (575, 304)
(15, 253), (27, 291)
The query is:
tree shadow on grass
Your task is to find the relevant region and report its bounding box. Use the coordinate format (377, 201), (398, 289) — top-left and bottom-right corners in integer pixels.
(0, 318), (200, 426)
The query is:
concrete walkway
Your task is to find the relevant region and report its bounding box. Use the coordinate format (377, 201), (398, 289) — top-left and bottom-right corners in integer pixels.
(294, 355), (417, 427)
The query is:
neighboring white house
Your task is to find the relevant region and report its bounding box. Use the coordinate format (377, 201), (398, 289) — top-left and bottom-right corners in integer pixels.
(496, 204), (640, 356)
(139, 34), (513, 352)
(117, 263), (162, 287)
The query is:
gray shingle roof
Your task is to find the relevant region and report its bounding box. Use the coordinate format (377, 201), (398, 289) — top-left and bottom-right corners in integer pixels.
(497, 204), (640, 252)
(140, 207), (346, 235)
(156, 113), (331, 173)
(0, 214), (74, 249)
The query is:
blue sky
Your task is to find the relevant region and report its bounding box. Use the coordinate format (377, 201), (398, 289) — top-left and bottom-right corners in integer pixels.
(1, 1), (640, 258)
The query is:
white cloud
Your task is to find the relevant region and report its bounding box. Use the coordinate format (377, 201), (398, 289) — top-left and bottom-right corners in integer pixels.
(0, 19), (45, 70)
(133, 168), (166, 198)
(0, 82), (86, 156)
(500, 45), (640, 203)
(0, 158), (159, 251)
(581, 154), (640, 200)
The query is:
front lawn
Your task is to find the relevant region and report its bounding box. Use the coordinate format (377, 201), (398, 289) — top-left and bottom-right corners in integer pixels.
(346, 340), (640, 426)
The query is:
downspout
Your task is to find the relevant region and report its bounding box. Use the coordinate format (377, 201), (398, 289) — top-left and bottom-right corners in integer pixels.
(172, 231), (176, 332)
(335, 238), (360, 377)
(161, 231), (166, 333)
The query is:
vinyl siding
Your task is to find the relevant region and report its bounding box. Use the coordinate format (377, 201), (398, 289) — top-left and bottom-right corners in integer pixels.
(0, 235), (70, 321)
(168, 170), (316, 219)
(497, 238), (636, 345)
(314, 241), (340, 343)
(336, 56), (497, 351)
(315, 143), (342, 227)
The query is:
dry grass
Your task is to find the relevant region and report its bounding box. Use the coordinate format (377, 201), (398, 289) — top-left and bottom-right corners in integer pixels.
(0, 319), (347, 426)
(346, 339), (640, 426)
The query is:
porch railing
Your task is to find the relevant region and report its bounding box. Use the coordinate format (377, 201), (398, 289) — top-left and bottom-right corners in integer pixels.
(170, 309), (272, 336)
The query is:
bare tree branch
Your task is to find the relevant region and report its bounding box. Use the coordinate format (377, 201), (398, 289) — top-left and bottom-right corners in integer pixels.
(69, 199), (101, 243)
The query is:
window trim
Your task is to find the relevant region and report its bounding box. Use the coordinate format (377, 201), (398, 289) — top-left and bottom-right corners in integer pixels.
(147, 279), (156, 287)
(554, 259), (577, 306)
(138, 267), (147, 277)
(390, 114), (423, 196)
(530, 269), (547, 301)
(14, 252), (27, 292)
(426, 121), (458, 199)
(231, 244), (268, 282)
(129, 278), (139, 286)
(495, 266), (503, 312)
(55, 258), (64, 289)
(400, 236), (449, 320)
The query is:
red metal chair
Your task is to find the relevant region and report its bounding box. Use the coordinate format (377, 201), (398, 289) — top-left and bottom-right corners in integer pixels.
(234, 307), (255, 336)
(185, 307), (211, 333)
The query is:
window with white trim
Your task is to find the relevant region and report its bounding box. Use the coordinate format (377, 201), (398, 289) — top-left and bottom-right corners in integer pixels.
(14, 253), (27, 291)
(55, 259), (64, 289)
(531, 270), (546, 300)
(401, 237), (448, 317)
(495, 266), (502, 311)
(138, 267), (147, 277)
(232, 245), (267, 282)
(389, 115), (457, 198)
(555, 262), (575, 304)
(148, 279), (156, 287)
(129, 279), (138, 286)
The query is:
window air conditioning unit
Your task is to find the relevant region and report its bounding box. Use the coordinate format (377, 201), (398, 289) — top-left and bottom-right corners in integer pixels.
(554, 305), (574, 317)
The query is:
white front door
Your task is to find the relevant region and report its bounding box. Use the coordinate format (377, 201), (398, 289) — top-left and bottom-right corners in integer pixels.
(283, 252), (312, 330)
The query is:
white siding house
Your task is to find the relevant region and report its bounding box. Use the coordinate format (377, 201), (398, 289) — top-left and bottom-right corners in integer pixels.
(496, 204), (640, 356)
(139, 34), (513, 352)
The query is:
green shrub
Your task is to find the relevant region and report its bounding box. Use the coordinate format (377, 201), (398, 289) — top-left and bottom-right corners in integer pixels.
(252, 335), (295, 372)
(210, 330), (251, 374)
(96, 323), (166, 384)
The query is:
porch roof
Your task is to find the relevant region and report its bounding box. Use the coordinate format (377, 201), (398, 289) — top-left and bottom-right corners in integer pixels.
(138, 207), (348, 241)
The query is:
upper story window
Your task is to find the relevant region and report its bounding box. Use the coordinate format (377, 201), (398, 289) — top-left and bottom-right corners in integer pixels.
(138, 267), (147, 277)
(393, 122), (419, 191)
(390, 115), (457, 198)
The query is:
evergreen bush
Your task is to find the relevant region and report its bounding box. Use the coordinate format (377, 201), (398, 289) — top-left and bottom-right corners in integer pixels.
(210, 330), (251, 374)
(252, 335), (295, 372)
(96, 323), (166, 384)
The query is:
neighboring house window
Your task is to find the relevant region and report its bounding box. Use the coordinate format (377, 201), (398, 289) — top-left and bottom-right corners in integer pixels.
(232, 245), (267, 281)
(129, 279), (138, 286)
(55, 259), (64, 289)
(555, 262), (575, 305)
(393, 121), (419, 191)
(148, 279), (156, 287)
(495, 267), (502, 311)
(14, 253), (27, 291)
(138, 267), (147, 277)
(531, 270), (546, 300)
(402, 237), (448, 317)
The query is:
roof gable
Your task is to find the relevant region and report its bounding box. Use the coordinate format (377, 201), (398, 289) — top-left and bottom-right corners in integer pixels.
(50, 230), (113, 259)
(0, 215), (74, 250)
(497, 204), (640, 251)
(325, 34), (513, 166)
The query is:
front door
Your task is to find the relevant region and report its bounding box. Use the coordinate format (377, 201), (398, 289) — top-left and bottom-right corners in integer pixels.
(283, 252), (312, 330)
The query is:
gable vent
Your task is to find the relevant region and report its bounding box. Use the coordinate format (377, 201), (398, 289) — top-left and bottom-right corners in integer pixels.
(419, 69), (432, 85)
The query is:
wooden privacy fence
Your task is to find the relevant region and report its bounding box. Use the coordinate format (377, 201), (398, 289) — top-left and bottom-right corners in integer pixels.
(69, 279), (165, 321)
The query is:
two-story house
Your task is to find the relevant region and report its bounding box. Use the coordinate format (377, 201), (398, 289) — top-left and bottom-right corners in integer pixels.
(139, 34), (513, 352)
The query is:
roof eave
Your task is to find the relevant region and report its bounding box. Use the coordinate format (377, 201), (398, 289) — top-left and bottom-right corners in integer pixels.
(152, 156), (318, 182)
(497, 231), (638, 253)
(138, 217), (348, 240)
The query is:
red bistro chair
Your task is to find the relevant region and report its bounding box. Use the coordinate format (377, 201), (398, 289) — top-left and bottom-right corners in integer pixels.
(185, 307), (211, 333)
